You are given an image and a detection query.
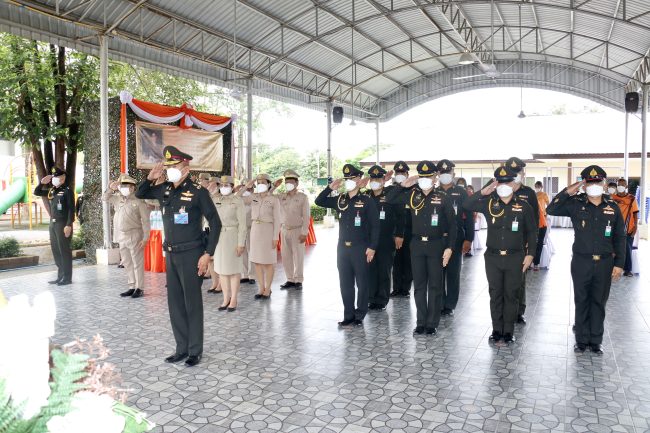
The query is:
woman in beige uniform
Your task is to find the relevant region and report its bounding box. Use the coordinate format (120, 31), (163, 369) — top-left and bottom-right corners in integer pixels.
(206, 176), (222, 293)
(244, 174), (280, 299)
(212, 176), (246, 311)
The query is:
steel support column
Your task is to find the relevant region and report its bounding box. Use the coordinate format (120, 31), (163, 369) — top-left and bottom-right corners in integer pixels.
(624, 111), (629, 180)
(375, 118), (380, 164)
(246, 79), (253, 179)
(99, 35), (111, 248)
(640, 84), (648, 227)
(326, 100), (333, 218)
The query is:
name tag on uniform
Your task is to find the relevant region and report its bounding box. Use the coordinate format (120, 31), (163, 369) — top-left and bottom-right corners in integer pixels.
(512, 220), (519, 232)
(174, 207), (188, 225)
(605, 223), (612, 237)
(431, 213), (439, 227)
(379, 209), (385, 220)
(452, 202), (458, 215)
(56, 202), (62, 211)
(354, 213), (361, 227)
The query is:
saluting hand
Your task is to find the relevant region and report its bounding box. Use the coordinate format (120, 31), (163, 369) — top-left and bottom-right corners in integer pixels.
(41, 175), (53, 185)
(329, 178), (343, 190)
(384, 170), (394, 182)
(442, 248), (452, 267)
(245, 179), (256, 189)
(109, 180), (119, 191)
(522, 255), (534, 273)
(611, 266), (623, 281)
(180, 165), (190, 180)
(357, 177), (370, 189)
(567, 180), (585, 196)
(197, 253), (211, 276)
(401, 175), (419, 188)
(481, 179), (498, 196)
(148, 163), (164, 181)
(366, 248), (375, 263)
(273, 178), (283, 189)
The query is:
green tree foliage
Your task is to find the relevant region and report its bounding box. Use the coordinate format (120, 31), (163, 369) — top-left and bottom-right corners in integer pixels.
(0, 34), (98, 188)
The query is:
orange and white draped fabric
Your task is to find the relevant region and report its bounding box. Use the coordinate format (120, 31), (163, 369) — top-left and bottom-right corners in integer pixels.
(119, 91), (232, 173)
(276, 217), (317, 250)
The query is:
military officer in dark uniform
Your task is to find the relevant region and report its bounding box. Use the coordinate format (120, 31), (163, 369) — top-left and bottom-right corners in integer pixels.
(365, 164), (403, 311)
(386, 161), (456, 335)
(135, 146), (221, 366)
(390, 161), (413, 298)
(464, 166), (537, 344)
(34, 166), (75, 285)
(546, 165), (625, 355)
(436, 159), (474, 316)
(315, 164), (380, 327)
(505, 157), (539, 324)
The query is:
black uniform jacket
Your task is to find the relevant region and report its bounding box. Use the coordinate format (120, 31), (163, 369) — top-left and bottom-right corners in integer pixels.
(34, 183), (75, 225)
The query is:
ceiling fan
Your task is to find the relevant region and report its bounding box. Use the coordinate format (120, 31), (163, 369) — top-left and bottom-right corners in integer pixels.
(453, 0), (530, 81)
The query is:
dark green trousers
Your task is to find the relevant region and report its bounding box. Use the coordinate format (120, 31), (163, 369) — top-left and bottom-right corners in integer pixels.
(485, 251), (524, 334)
(50, 220), (72, 282)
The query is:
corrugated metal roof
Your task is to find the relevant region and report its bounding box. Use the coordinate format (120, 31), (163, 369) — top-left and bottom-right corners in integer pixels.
(1, 0), (648, 120)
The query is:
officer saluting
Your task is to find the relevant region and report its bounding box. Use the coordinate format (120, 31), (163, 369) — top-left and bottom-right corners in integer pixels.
(436, 159), (474, 316)
(34, 166), (75, 285)
(390, 161), (412, 298)
(464, 166), (537, 344)
(504, 157), (539, 324)
(315, 164), (380, 327)
(365, 165), (403, 311)
(135, 146), (221, 367)
(546, 165), (625, 355)
(386, 161), (456, 335)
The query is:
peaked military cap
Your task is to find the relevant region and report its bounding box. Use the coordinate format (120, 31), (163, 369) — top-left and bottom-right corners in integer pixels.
(416, 160), (437, 177)
(342, 164), (364, 179)
(162, 145), (193, 166)
(505, 156), (526, 173)
(581, 165), (607, 182)
(494, 165), (518, 183)
(436, 159), (455, 174)
(209, 176), (220, 183)
(393, 160), (410, 172)
(283, 169), (300, 180)
(50, 166), (66, 176)
(118, 173), (136, 185)
(198, 172), (211, 181)
(220, 175), (234, 185)
(256, 173), (271, 182)
(367, 165), (387, 179)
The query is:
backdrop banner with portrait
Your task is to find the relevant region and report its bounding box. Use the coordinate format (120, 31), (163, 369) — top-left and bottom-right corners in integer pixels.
(135, 121), (224, 171)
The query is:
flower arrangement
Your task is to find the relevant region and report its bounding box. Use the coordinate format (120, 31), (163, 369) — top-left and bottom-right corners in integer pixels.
(0, 290), (154, 433)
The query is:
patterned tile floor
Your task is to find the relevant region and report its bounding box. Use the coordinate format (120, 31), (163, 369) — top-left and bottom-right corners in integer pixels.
(2, 227), (650, 433)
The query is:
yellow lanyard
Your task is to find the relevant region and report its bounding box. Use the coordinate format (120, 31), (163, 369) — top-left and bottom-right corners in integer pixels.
(488, 198), (505, 224)
(337, 194), (349, 211)
(410, 190), (425, 215)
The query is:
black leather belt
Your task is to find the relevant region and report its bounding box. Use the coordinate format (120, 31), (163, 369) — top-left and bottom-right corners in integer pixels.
(576, 253), (611, 261)
(163, 240), (203, 253)
(487, 248), (523, 256)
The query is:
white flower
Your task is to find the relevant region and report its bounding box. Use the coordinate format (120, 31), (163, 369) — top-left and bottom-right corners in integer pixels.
(46, 392), (125, 433)
(0, 292), (56, 419)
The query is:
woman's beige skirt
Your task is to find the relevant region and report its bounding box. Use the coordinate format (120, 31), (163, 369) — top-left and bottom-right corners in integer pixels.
(249, 222), (277, 264)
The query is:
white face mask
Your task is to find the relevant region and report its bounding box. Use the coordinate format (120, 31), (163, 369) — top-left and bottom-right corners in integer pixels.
(514, 174), (522, 184)
(220, 186), (232, 196)
(243, 191), (252, 197)
(496, 184), (513, 198)
(439, 173), (453, 185)
(535, 188), (542, 193)
(166, 167), (182, 183)
(586, 184), (604, 197)
(285, 183), (296, 192)
(457, 183), (466, 189)
(616, 185), (627, 194)
(51, 177), (62, 187)
(256, 183), (268, 193)
(119, 187), (132, 197)
(344, 179), (358, 192)
(394, 174), (407, 184)
(417, 178), (433, 190)
(369, 181), (382, 191)
(607, 187), (616, 195)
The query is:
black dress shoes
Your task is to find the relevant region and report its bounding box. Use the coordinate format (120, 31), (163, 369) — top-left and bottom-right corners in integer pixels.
(218, 305), (228, 311)
(399, 292), (410, 298)
(390, 291), (400, 297)
(425, 327), (437, 335)
(117, 264), (124, 268)
(353, 319), (363, 326)
(131, 289), (144, 298)
(254, 293), (263, 299)
(185, 355), (202, 367)
(57, 280), (72, 286)
(164, 353), (188, 363)
(413, 326), (425, 335)
(590, 344), (604, 355)
(249, 279), (256, 284)
(240, 278), (250, 283)
(441, 308), (454, 316)
(48, 279), (61, 284)
(504, 333), (516, 343)
(624, 271), (634, 277)
(517, 315), (526, 324)
(280, 281), (295, 289)
(294, 283), (303, 290)
(489, 331), (503, 342)
(574, 343), (587, 352)
(120, 288), (135, 297)
(338, 319), (355, 327)
(227, 307), (237, 312)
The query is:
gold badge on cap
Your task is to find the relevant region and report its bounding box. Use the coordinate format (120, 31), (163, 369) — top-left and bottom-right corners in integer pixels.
(442, 162), (447, 170)
(51, 167), (56, 174)
(590, 168), (597, 177)
(372, 168), (379, 174)
(344, 166), (350, 174)
(398, 164), (403, 170)
(499, 168), (507, 176)
(510, 161), (517, 168)
(422, 163), (429, 171)
(165, 150), (171, 159)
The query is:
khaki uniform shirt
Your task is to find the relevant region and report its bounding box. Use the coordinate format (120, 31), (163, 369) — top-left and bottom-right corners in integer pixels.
(277, 191), (310, 236)
(212, 193), (247, 246)
(102, 190), (151, 243)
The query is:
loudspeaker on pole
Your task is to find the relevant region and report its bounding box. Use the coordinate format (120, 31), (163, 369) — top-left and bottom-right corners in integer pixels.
(332, 106), (343, 123)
